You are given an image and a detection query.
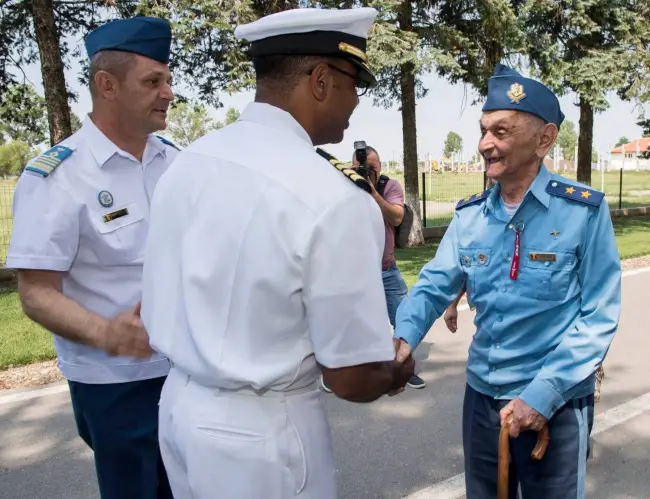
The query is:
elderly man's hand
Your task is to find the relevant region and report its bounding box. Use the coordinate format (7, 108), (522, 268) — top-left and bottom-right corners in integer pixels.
(386, 338), (414, 396)
(499, 398), (547, 438)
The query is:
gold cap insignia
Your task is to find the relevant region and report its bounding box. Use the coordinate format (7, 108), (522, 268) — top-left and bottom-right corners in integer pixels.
(338, 42), (368, 63)
(507, 83), (526, 104)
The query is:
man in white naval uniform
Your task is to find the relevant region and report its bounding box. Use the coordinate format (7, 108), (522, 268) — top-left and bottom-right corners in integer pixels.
(6, 17), (178, 499)
(141, 7), (415, 499)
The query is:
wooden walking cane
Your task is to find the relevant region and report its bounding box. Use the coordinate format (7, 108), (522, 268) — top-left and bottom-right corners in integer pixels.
(497, 414), (550, 499)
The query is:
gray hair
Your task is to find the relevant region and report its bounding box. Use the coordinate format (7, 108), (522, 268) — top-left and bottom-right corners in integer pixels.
(89, 50), (137, 97)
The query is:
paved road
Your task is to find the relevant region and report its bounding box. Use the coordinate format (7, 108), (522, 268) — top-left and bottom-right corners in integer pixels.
(1, 269), (649, 499)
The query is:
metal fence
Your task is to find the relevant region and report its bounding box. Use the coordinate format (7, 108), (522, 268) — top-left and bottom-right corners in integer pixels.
(1, 168), (650, 266)
(386, 168), (650, 228)
(0, 182), (13, 267)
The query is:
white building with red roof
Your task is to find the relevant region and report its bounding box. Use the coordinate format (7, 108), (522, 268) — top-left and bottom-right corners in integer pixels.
(610, 138), (650, 170)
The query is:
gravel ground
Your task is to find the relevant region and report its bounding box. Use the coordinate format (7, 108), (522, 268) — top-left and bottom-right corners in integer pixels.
(2, 255), (649, 391)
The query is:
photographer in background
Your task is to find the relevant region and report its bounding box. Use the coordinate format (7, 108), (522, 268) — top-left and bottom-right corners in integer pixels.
(321, 143), (425, 391)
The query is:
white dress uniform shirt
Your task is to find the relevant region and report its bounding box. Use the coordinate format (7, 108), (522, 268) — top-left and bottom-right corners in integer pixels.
(6, 116), (179, 384)
(141, 102), (396, 392)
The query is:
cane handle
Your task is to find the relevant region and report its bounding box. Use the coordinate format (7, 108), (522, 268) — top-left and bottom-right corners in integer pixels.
(497, 414), (550, 499)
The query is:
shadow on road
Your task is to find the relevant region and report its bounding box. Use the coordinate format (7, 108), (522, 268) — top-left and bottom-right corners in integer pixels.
(325, 341), (470, 499)
(0, 392), (98, 499)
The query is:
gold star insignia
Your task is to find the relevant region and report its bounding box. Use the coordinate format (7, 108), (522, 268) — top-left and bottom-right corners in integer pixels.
(581, 190), (591, 199)
(464, 195), (472, 201)
(565, 186), (576, 195)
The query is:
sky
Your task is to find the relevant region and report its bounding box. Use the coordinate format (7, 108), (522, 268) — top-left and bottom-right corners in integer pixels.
(21, 43), (649, 162)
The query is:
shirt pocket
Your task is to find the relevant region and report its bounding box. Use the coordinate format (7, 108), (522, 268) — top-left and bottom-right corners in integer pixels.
(89, 202), (147, 265)
(459, 247), (492, 300)
(519, 248), (576, 301)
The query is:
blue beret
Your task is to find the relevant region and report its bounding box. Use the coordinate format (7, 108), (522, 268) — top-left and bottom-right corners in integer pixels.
(482, 64), (564, 128)
(85, 16), (172, 64)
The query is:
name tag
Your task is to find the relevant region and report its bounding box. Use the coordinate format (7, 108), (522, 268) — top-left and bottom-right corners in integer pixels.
(529, 252), (556, 262)
(103, 207), (129, 223)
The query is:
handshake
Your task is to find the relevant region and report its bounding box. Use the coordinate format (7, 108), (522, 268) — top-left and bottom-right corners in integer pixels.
(387, 338), (415, 396)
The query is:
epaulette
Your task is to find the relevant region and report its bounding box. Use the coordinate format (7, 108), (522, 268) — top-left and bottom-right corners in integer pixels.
(456, 189), (492, 210)
(155, 134), (181, 151)
(546, 180), (604, 207)
(315, 148), (371, 194)
(24, 144), (74, 178)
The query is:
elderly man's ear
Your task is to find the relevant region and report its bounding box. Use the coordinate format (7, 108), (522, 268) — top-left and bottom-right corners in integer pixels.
(536, 124), (559, 159)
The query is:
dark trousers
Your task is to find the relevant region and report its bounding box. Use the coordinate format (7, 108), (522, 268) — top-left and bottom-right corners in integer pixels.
(68, 376), (173, 499)
(463, 384), (594, 499)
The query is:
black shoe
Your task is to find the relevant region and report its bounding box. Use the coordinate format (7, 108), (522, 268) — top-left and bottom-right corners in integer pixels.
(407, 374), (426, 389)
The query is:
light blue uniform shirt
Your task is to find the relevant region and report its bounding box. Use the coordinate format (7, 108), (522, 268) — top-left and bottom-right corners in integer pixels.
(395, 165), (621, 419)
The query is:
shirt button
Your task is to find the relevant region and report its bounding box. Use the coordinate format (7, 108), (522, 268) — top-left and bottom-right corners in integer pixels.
(544, 261), (550, 267)
(501, 286), (507, 292)
(495, 343), (501, 349)
(491, 365), (497, 372)
(496, 315), (503, 322)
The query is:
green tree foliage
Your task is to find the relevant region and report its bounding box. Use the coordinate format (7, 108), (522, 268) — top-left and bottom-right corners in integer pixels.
(0, 83), (48, 146)
(0, 140), (39, 177)
(164, 101), (240, 147)
(164, 101), (220, 147)
(555, 119), (577, 161)
(425, 0), (527, 100)
(521, 0), (650, 185)
(615, 137), (630, 148)
(0, 0), (134, 144)
(443, 131), (462, 158)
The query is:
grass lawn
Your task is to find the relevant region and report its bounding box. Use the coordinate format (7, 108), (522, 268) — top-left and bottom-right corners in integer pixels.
(0, 286), (56, 369)
(1, 213), (650, 369)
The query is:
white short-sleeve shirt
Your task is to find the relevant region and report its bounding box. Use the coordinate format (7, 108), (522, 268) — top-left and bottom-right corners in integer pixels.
(6, 116), (179, 384)
(141, 102), (396, 391)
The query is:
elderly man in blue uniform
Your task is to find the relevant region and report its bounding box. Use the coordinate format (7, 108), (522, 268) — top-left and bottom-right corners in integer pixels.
(394, 64), (621, 498)
(6, 17), (177, 499)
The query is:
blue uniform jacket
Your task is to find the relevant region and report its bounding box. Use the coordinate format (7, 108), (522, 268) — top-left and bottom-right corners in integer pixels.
(395, 164), (622, 420)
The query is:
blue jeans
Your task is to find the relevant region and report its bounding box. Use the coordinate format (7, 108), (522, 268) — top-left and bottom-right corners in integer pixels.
(382, 263), (408, 328)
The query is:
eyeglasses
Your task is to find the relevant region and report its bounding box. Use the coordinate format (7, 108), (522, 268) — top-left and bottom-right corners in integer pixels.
(308, 63), (370, 97)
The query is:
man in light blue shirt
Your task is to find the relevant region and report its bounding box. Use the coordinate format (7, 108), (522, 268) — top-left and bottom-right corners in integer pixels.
(394, 64), (621, 498)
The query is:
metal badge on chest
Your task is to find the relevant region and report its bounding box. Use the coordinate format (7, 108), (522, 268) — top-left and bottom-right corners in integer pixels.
(98, 190), (114, 208)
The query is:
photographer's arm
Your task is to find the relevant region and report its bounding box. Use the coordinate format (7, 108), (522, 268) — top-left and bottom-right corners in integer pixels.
(372, 190), (404, 226)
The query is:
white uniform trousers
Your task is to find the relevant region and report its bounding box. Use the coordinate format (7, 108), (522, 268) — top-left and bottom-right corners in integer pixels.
(158, 367), (338, 499)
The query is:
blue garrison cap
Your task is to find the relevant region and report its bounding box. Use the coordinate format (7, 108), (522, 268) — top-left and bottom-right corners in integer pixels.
(482, 64), (564, 128)
(85, 16), (172, 64)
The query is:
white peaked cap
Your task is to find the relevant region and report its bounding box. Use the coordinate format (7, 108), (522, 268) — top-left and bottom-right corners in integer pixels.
(234, 7), (379, 87)
(234, 7), (378, 41)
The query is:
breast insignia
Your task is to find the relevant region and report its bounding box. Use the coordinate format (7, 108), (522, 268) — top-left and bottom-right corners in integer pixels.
(456, 189), (492, 210)
(546, 180), (604, 207)
(155, 134), (181, 151)
(315, 148), (371, 194)
(24, 145), (74, 178)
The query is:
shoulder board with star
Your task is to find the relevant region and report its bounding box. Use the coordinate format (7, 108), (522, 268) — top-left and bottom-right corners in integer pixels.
(315, 148), (371, 194)
(24, 144), (75, 178)
(456, 189), (492, 210)
(546, 180), (604, 207)
(155, 134), (181, 151)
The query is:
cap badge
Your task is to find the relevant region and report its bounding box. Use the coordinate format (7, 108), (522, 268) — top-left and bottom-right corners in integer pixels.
(98, 190), (114, 208)
(338, 42), (368, 63)
(507, 83), (526, 104)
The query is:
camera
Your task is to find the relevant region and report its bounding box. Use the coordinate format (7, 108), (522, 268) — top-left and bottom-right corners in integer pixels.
(354, 140), (370, 179)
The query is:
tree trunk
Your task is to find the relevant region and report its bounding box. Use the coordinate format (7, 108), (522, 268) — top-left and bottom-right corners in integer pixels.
(577, 95), (593, 186)
(30, 0), (72, 146)
(398, 0), (423, 247)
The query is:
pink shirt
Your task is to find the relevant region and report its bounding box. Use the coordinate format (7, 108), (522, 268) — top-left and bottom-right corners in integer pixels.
(380, 178), (404, 270)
